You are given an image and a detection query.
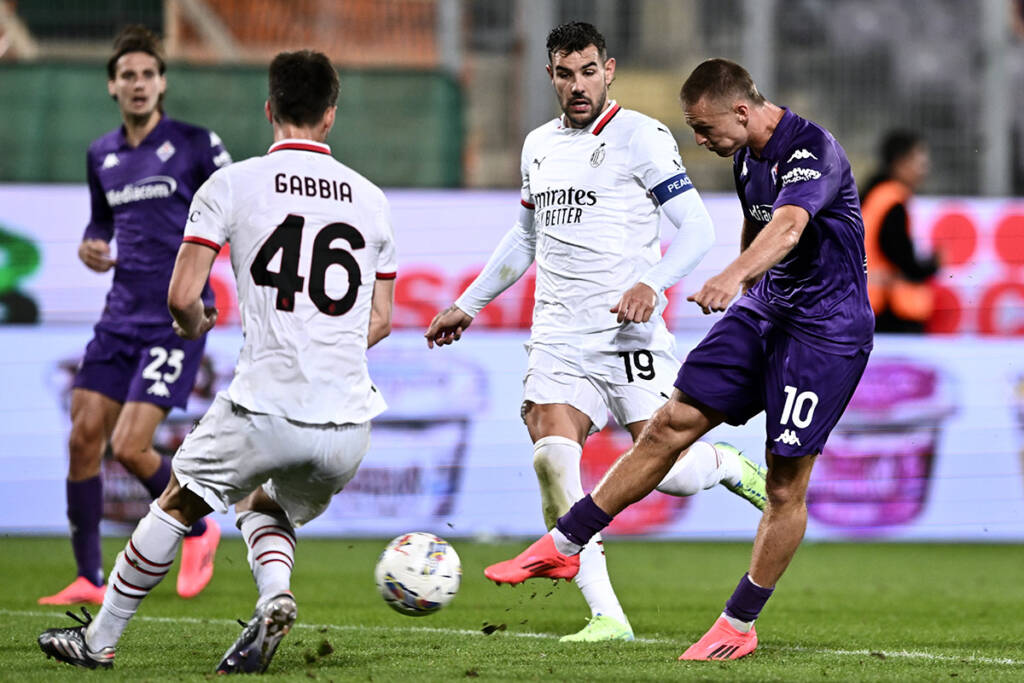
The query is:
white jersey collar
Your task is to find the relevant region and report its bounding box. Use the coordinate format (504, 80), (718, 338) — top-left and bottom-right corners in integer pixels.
(268, 138), (332, 155)
(559, 100), (621, 135)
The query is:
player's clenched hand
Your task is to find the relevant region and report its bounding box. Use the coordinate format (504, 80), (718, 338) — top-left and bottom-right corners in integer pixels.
(78, 239), (116, 273)
(687, 272), (742, 315)
(173, 306), (218, 340)
(425, 304), (474, 348)
(611, 282), (657, 323)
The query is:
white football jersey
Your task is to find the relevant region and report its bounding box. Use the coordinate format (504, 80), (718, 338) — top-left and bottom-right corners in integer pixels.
(184, 139), (396, 424)
(521, 101), (688, 352)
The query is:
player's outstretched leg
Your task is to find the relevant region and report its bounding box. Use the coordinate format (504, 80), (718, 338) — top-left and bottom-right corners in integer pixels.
(216, 592), (297, 674)
(679, 616), (758, 661)
(656, 441), (767, 511)
(37, 607), (115, 670)
(484, 533), (580, 585)
(177, 517), (221, 598)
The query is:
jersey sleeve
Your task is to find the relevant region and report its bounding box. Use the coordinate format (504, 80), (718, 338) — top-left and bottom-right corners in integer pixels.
(183, 168), (231, 250)
(628, 119), (694, 205)
(193, 130), (232, 186)
(519, 135), (536, 210)
(82, 149), (114, 242)
(374, 196), (397, 280)
(773, 136), (840, 218)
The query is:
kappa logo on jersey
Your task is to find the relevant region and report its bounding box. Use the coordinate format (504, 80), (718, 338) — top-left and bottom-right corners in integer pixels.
(146, 380), (171, 398)
(210, 131), (224, 148)
(105, 175), (178, 207)
(748, 204), (773, 223)
(740, 160), (748, 178)
(774, 429), (802, 446)
(590, 142), (606, 168)
(212, 149), (232, 168)
(156, 140), (176, 162)
(787, 148), (818, 163)
(101, 153), (120, 169)
(781, 167), (822, 186)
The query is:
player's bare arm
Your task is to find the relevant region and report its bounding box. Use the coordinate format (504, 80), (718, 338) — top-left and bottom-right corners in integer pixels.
(168, 242), (218, 339)
(424, 303), (473, 349)
(78, 239), (116, 273)
(611, 282), (657, 323)
(368, 278), (395, 348)
(688, 205), (810, 314)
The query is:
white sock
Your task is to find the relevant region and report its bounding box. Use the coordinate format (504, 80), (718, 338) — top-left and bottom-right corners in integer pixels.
(576, 535), (628, 624)
(722, 610), (755, 633)
(237, 510), (296, 602)
(532, 435), (627, 623)
(549, 527), (583, 555)
(87, 501), (186, 650)
(655, 441), (725, 496)
(716, 443), (744, 488)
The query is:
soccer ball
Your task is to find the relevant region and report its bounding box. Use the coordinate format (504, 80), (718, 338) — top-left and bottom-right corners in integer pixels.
(374, 532), (461, 616)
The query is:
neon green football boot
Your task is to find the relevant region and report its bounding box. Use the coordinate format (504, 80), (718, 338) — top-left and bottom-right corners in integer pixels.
(717, 442), (768, 511)
(559, 614), (635, 643)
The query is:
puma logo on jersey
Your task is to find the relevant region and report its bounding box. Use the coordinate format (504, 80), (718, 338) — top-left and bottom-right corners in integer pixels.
(774, 429), (801, 446)
(532, 156), (546, 169)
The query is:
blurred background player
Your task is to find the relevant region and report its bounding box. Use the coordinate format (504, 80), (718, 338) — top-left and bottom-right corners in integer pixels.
(38, 48), (397, 673)
(38, 25), (228, 606)
(486, 58), (874, 661)
(425, 22), (767, 643)
(861, 130), (941, 333)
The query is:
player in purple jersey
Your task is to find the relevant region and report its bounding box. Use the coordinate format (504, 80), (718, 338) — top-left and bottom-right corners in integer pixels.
(485, 58), (874, 661)
(38, 26), (228, 606)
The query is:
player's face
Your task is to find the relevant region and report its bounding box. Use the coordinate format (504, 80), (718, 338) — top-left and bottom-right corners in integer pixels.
(547, 46), (615, 129)
(107, 51), (166, 122)
(684, 96), (749, 157)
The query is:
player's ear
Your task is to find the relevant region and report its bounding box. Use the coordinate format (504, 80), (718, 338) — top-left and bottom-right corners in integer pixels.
(264, 100), (273, 124)
(604, 57), (616, 86)
(107, 79), (117, 101)
(545, 63), (553, 82)
(734, 101), (750, 125)
(322, 106), (337, 135)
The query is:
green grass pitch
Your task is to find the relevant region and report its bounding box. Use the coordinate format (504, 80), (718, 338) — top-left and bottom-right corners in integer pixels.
(2, 537), (1022, 681)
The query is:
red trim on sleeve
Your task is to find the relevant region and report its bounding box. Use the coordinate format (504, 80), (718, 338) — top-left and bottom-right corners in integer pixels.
(591, 103), (622, 135)
(376, 271), (397, 280)
(521, 199), (535, 210)
(183, 236), (222, 252)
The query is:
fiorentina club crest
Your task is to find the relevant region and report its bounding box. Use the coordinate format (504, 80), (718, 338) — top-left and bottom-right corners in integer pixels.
(156, 140), (176, 162)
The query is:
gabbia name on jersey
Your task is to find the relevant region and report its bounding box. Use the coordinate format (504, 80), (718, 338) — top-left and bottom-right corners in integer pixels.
(183, 138), (397, 425)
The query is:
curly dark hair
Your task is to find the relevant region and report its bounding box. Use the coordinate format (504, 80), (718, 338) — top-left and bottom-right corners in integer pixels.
(107, 25), (165, 79)
(545, 21), (606, 63)
(268, 50), (340, 127)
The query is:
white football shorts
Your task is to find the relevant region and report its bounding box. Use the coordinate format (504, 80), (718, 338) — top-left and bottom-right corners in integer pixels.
(172, 392), (371, 527)
(522, 342), (679, 434)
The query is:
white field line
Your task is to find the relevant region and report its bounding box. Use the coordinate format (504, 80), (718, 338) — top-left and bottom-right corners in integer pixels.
(7, 609), (1022, 667)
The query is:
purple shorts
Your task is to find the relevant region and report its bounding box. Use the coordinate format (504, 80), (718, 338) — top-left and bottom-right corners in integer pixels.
(674, 307), (869, 457)
(72, 322), (206, 410)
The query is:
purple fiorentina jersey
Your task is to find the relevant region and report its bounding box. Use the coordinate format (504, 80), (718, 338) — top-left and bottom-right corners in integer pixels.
(84, 116), (230, 327)
(732, 109), (873, 353)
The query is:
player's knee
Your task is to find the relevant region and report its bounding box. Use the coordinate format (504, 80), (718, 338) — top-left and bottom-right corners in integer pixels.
(765, 477), (808, 510)
(109, 435), (149, 469)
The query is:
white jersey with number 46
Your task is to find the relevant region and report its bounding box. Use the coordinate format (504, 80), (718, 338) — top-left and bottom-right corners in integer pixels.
(183, 139), (396, 425)
(522, 101), (689, 353)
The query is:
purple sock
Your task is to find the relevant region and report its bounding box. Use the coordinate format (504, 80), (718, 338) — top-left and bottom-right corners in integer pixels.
(724, 573), (775, 622)
(139, 456), (206, 538)
(555, 494), (613, 546)
(67, 477), (104, 587)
